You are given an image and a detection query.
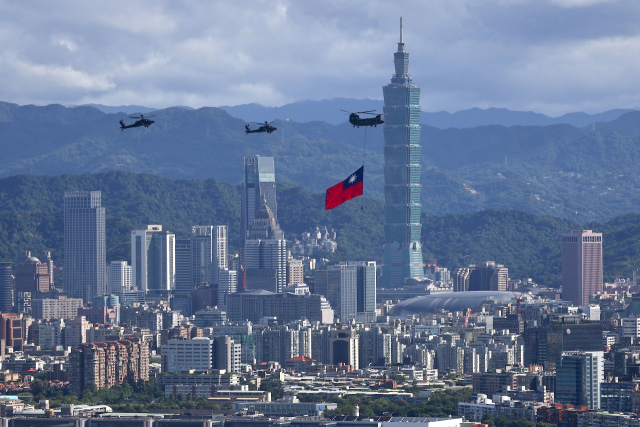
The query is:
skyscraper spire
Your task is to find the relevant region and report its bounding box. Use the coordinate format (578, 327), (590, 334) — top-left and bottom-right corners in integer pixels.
(398, 17), (405, 52)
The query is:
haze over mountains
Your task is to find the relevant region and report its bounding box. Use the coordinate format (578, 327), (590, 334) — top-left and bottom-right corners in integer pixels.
(79, 98), (635, 129)
(218, 98), (635, 129)
(3, 100), (640, 224)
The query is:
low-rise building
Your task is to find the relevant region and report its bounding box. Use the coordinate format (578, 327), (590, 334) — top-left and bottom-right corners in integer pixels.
(233, 395), (336, 417)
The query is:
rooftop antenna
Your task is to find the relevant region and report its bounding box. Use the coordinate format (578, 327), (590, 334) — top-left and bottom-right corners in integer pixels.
(398, 17), (405, 52)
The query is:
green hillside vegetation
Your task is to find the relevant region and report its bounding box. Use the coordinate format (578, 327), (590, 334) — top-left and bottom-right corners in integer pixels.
(0, 171), (638, 287)
(3, 101), (640, 223)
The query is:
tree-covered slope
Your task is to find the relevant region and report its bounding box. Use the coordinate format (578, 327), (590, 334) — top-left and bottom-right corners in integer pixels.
(3, 102), (640, 223)
(0, 172), (637, 288)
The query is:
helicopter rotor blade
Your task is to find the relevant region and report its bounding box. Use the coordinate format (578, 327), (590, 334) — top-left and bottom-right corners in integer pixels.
(356, 110), (377, 114)
(340, 109), (352, 113)
(250, 122), (267, 125)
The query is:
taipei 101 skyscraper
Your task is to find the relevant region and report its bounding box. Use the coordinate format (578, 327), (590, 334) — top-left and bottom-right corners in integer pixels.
(382, 18), (424, 287)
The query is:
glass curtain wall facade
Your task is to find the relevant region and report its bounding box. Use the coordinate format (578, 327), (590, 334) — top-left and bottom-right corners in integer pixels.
(241, 156), (277, 247)
(174, 239), (192, 293)
(382, 19), (424, 287)
(64, 191), (106, 302)
(0, 263), (13, 313)
(131, 226), (175, 292)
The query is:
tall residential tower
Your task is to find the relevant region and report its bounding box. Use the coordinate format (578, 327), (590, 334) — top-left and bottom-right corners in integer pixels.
(64, 191), (106, 302)
(382, 18), (424, 287)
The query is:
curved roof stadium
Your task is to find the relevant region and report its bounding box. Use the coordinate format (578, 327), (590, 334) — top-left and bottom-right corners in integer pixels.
(387, 291), (519, 317)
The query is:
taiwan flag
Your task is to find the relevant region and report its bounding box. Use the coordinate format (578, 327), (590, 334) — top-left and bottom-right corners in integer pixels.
(325, 166), (364, 210)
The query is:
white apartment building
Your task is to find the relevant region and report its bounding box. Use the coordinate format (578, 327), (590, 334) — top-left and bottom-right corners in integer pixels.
(109, 261), (132, 294)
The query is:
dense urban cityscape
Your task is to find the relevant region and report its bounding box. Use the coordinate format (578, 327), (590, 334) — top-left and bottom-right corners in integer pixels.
(2, 5), (640, 427)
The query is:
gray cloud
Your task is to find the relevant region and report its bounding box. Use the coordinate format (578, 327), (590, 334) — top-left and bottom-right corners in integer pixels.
(0, 0), (639, 115)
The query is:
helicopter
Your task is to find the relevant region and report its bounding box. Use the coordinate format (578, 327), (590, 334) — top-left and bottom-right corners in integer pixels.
(245, 121), (277, 135)
(119, 114), (155, 131)
(341, 110), (385, 128)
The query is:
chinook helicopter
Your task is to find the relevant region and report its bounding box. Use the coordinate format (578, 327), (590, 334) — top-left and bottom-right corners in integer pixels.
(245, 121), (277, 135)
(119, 114), (155, 130)
(341, 110), (385, 128)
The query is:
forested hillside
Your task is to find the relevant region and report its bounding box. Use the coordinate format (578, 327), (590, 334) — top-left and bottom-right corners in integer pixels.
(3, 102), (640, 222)
(0, 172), (638, 287)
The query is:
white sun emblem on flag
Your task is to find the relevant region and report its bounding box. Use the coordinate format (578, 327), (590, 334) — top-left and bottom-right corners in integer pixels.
(348, 174), (357, 184)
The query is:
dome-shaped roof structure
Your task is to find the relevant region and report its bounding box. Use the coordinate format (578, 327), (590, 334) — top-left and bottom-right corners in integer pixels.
(255, 201), (275, 221)
(387, 291), (520, 317)
(26, 256), (40, 263)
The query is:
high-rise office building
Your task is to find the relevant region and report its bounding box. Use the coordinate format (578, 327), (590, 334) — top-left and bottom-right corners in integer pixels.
(562, 230), (603, 306)
(213, 226), (228, 283)
(453, 262), (508, 292)
(555, 351), (604, 409)
(381, 18), (424, 287)
(244, 201), (287, 293)
(325, 263), (358, 322)
(174, 238), (191, 294)
(131, 225), (175, 293)
(0, 263), (13, 313)
(523, 321), (603, 370)
(316, 262), (375, 322)
(217, 269), (237, 310)
(108, 261), (132, 294)
(355, 261), (376, 316)
(191, 225), (228, 288)
(241, 156), (277, 247)
(64, 191), (106, 302)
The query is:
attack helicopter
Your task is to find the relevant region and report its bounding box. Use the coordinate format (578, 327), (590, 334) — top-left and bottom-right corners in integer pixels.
(119, 114), (155, 131)
(245, 121), (277, 135)
(341, 110), (385, 128)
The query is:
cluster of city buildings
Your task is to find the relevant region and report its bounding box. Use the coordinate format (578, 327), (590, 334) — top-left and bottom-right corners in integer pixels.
(2, 21), (640, 427)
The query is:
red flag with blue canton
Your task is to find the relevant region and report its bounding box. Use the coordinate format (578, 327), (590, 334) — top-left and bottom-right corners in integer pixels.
(325, 166), (364, 210)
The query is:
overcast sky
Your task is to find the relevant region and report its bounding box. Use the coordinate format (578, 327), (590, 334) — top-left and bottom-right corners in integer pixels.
(1, 0), (639, 115)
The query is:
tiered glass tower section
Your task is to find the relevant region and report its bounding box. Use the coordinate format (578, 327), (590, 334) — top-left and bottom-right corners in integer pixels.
(382, 18), (424, 287)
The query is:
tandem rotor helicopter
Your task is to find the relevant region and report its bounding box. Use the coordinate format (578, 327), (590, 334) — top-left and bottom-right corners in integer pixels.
(119, 114), (155, 131)
(341, 110), (385, 128)
(245, 121), (278, 135)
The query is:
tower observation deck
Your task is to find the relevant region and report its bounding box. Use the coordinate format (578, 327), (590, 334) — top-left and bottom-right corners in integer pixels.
(382, 18), (424, 287)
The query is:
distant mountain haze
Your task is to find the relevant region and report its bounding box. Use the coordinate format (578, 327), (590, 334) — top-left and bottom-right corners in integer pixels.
(72, 98), (635, 128)
(2, 100), (640, 223)
(218, 98), (634, 128)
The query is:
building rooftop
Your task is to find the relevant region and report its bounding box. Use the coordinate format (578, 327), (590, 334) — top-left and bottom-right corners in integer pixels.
(388, 291), (520, 316)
